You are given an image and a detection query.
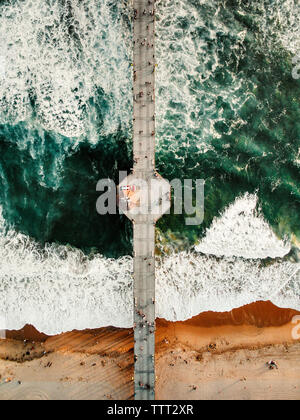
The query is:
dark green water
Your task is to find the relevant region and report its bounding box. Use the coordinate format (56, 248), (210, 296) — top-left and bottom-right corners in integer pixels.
(0, 0), (299, 257)
(0, 121), (133, 256)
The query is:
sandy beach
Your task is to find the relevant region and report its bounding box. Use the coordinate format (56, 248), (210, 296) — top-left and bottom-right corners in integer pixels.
(0, 301), (299, 400)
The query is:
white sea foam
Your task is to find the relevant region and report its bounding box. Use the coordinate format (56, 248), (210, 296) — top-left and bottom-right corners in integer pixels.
(0, 207), (299, 334)
(155, 0), (250, 154)
(195, 193), (291, 259)
(244, 0), (300, 55)
(156, 252), (300, 322)
(0, 0), (132, 140)
(155, 0), (300, 159)
(0, 209), (134, 333)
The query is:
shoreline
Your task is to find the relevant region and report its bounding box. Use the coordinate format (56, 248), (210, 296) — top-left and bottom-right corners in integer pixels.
(5, 300), (300, 342)
(0, 301), (299, 400)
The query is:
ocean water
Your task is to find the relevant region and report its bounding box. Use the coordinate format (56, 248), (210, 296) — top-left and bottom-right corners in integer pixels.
(0, 0), (133, 257)
(0, 0), (299, 333)
(0, 204), (299, 334)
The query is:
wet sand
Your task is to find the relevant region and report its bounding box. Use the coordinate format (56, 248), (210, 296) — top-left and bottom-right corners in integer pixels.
(0, 301), (299, 400)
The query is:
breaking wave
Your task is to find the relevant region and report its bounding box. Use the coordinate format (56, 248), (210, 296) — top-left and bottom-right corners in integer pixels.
(195, 193), (291, 259)
(0, 206), (299, 334)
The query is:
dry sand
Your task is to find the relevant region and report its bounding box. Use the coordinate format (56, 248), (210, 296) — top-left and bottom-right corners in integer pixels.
(0, 301), (299, 400)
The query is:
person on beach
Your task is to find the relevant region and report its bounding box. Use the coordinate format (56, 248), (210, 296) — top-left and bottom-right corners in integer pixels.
(267, 360), (278, 370)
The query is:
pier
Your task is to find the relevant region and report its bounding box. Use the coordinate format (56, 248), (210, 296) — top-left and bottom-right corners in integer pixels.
(118, 0), (170, 400)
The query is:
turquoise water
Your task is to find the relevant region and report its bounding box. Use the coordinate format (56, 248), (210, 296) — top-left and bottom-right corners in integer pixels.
(0, 0), (299, 256)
